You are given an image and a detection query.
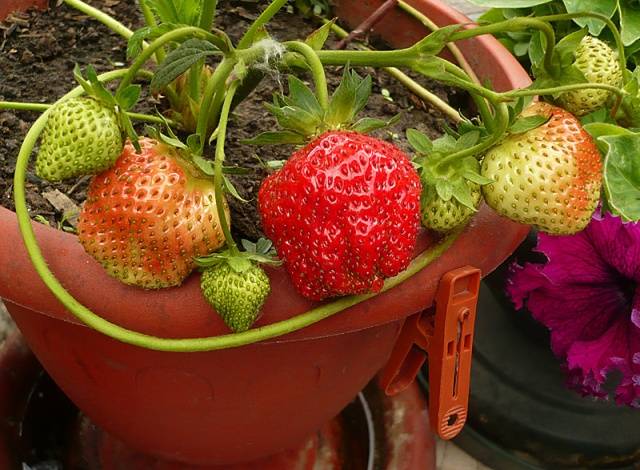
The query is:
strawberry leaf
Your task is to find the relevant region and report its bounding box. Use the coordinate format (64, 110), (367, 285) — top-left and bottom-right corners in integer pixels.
(224, 175), (249, 202)
(115, 85), (141, 112)
(435, 179), (453, 201)
(287, 75), (323, 116)
(351, 114), (400, 134)
(510, 114), (549, 134)
(413, 25), (463, 56)
(406, 129), (433, 155)
(600, 133), (640, 221)
(450, 179), (478, 210)
(563, 0), (616, 36)
(243, 131), (306, 145)
(455, 130), (480, 151)
(305, 19), (335, 50)
(151, 39), (221, 92)
(192, 154), (215, 176)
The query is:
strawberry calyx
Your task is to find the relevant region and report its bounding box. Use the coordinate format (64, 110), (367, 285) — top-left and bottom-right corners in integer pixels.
(73, 64), (142, 152)
(196, 238), (282, 271)
(243, 67), (399, 146)
(408, 128), (491, 212)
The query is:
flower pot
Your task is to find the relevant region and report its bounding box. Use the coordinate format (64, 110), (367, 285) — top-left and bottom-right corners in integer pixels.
(0, 0), (531, 466)
(0, 0), (46, 20)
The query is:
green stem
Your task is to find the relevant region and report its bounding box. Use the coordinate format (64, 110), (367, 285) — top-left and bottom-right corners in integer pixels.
(451, 18), (556, 74)
(116, 26), (216, 96)
(199, 0), (218, 31)
(0, 101), (181, 127)
(436, 102), (510, 169)
(316, 47), (418, 68)
(325, 20), (461, 122)
(284, 41), (329, 111)
(195, 58), (236, 152)
(137, 0), (166, 63)
(213, 81), (239, 255)
(502, 83), (626, 100)
(536, 12), (626, 72)
(397, 0), (480, 86)
(63, 0), (135, 41)
(237, 0), (289, 49)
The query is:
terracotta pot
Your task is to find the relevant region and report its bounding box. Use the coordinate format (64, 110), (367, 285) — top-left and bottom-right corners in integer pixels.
(0, 0), (47, 21)
(0, 0), (531, 466)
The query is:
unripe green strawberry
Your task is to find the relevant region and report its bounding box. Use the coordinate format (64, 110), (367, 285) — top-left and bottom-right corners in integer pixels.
(36, 97), (122, 181)
(558, 36), (622, 116)
(201, 263), (270, 332)
(481, 102), (602, 235)
(421, 182), (481, 233)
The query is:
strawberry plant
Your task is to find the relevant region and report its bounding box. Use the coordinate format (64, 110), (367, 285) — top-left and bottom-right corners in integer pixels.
(3, 0), (640, 351)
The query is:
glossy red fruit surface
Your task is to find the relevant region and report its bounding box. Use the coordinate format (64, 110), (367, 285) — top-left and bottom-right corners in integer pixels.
(259, 131), (422, 301)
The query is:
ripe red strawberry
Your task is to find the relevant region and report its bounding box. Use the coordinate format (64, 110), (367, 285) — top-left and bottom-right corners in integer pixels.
(481, 102), (602, 235)
(77, 138), (228, 288)
(258, 131), (422, 301)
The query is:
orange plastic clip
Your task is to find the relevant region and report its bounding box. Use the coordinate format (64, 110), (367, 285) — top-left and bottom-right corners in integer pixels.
(378, 266), (481, 440)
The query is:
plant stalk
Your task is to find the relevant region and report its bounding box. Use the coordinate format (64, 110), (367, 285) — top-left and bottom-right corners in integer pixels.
(237, 0), (289, 49)
(137, 0), (166, 63)
(284, 41), (329, 111)
(63, 0), (135, 41)
(0, 101), (181, 127)
(213, 81), (239, 255)
(199, 0), (219, 31)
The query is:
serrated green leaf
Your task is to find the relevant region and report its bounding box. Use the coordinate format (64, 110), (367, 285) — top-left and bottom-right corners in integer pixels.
(150, 39), (220, 91)
(192, 154), (215, 176)
(450, 180), (478, 210)
(580, 108), (617, 126)
(305, 19), (335, 50)
(127, 27), (151, 59)
(116, 85), (141, 111)
(326, 68), (371, 127)
(224, 175), (249, 202)
(227, 256), (253, 273)
(583, 122), (633, 141)
(528, 31), (545, 68)
(241, 239), (257, 253)
(243, 131), (305, 145)
(620, 2), (640, 46)
(510, 114), (549, 134)
(563, 0), (617, 36)
(265, 103), (321, 135)
(600, 134), (640, 221)
(256, 237), (272, 254)
(435, 179), (453, 201)
(406, 129), (433, 154)
(287, 75), (323, 116)
(351, 114), (400, 134)
(455, 131), (480, 150)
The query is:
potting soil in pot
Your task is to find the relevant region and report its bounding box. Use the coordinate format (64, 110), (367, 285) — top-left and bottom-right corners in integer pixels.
(0, 0), (465, 243)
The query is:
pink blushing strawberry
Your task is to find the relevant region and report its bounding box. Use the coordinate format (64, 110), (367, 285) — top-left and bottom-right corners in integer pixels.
(78, 138), (227, 288)
(259, 131), (422, 301)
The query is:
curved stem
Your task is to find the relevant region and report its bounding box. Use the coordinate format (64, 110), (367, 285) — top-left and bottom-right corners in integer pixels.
(451, 18), (556, 74)
(536, 12), (626, 73)
(0, 101), (181, 127)
(63, 0), (135, 41)
(238, 0), (289, 49)
(137, 0), (166, 63)
(195, 58), (237, 153)
(116, 26), (215, 96)
(213, 81), (239, 255)
(325, 20), (461, 122)
(436, 102), (510, 169)
(284, 41), (329, 111)
(502, 83), (626, 100)
(397, 0), (480, 86)
(316, 47), (418, 68)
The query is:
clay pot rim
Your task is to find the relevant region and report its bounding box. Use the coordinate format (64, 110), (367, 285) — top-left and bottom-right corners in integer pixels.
(0, 0), (531, 343)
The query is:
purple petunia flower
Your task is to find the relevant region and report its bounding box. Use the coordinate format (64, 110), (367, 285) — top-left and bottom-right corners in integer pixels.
(507, 212), (640, 407)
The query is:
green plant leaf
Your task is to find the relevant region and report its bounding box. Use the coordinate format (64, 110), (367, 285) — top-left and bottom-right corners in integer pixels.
(599, 133), (640, 221)
(413, 24), (463, 56)
(115, 85), (141, 111)
(127, 24), (181, 59)
(150, 38), (220, 92)
(227, 256), (253, 273)
(287, 75), (323, 116)
(620, 2), (640, 46)
(450, 179), (478, 210)
(305, 19), (335, 50)
(242, 131), (306, 145)
(192, 154), (215, 176)
(455, 130), (480, 151)
(326, 68), (371, 127)
(351, 114), (400, 134)
(510, 114), (549, 134)
(406, 129), (433, 154)
(435, 179), (453, 201)
(224, 175), (249, 202)
(563, 0), (617, 36)
(265, 103), (321, 136)
(147, 0), (201, 25)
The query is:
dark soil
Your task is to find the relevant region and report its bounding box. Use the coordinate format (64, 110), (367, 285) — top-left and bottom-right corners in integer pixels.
(0, 0), (465, 242)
